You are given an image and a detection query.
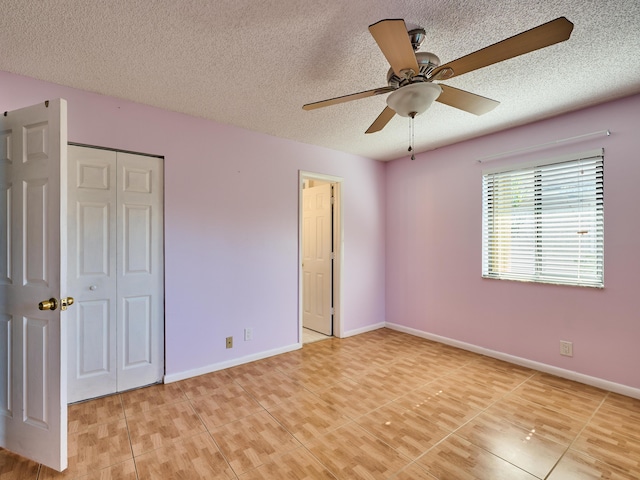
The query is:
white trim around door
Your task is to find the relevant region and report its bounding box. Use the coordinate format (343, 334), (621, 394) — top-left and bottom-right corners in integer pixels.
(299, 171), (343, 341)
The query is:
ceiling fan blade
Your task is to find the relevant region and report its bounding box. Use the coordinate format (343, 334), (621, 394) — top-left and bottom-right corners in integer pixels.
(303, 86), (394, 111)
(369, 19), (420, 77)
(436, 84), (500, 115)
(430, 17), (574, 80)
(365, 106), (396, 134)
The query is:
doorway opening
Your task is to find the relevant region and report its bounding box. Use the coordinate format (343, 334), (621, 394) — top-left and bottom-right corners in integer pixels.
(299, 171), (343, 344)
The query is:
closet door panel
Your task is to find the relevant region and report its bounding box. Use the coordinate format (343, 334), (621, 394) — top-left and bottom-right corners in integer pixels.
(116, 152), (164, 391)
(68, 146), (164, 401)
(67, 146), (117, 403)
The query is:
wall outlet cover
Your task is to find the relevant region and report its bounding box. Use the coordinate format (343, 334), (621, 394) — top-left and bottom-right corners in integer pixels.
(560, 340), (573, 357)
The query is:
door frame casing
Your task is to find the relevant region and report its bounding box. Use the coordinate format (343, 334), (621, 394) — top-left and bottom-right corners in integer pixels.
(298, 171), (343, 340)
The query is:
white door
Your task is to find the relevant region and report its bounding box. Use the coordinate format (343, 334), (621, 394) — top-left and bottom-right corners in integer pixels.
(67, 146), (164, 402)
(67, 146), (117, 401)
(0, 99), (68, 471)
(302, 183), (333, 335)
(116, 151), (164, 392)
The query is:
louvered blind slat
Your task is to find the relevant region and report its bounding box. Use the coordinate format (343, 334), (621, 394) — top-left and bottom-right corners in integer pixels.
(482, 152), (604, 288)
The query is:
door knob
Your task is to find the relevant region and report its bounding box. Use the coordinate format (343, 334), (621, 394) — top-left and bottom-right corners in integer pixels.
(60, 297), (74, 311)
(38, 297), (74, 311)
(39, 298), (58, 311)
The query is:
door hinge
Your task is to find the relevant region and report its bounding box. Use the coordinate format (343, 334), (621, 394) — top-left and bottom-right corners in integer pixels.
(330, 307), (334, 315)
(331, 252), (335, 260)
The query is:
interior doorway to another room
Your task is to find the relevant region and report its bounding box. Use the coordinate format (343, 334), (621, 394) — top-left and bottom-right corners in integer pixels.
(299, 171), (342, 344)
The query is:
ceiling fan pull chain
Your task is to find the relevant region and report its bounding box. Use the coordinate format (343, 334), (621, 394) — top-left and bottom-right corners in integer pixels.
(409, 112), (416, 160)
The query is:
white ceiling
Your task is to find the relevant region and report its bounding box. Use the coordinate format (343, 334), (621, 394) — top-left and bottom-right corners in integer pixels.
(1, 1), (639, 161)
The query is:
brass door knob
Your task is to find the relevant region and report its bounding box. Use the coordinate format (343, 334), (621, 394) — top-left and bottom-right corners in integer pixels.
(39, 298), (58, 311)
(60, 297), (74, 311)
(38, 296), (74, 311)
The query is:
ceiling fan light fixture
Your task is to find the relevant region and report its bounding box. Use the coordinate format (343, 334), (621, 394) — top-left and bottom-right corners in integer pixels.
(386, 82), (442, 117)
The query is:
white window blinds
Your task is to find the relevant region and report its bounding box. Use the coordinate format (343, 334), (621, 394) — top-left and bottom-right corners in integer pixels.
(482, 149), (604, 288)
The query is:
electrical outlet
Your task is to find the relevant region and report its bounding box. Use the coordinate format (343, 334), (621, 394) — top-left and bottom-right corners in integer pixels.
(244, 328), (253, 341)
(226, 336), (233, 349)
(560, 340), (573, 357)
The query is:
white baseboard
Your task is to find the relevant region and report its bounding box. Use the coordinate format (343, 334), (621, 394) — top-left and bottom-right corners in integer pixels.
(163, 342), (302, 384)
(164, 321), (385, 383)
(341, 322), (385, 338)
(386, 322), (640, 400)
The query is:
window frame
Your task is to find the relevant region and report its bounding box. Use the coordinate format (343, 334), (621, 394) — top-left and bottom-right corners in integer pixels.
(482, 148), (604, 288)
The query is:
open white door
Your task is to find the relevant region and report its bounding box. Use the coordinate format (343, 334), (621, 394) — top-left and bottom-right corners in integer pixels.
(302, 183), (333, 335)
(0, 99), (68, 471)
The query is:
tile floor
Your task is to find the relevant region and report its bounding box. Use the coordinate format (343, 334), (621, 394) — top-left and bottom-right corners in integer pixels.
(1, 328), (640, 479)
(303, 327), (332, 344)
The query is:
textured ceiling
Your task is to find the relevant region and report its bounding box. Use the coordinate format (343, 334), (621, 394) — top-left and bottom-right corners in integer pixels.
(1, 1), (639, 161)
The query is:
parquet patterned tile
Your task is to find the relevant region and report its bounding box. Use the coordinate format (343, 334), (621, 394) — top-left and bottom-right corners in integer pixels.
(234, 370), (309, 409)
(209, 410), (302, 475)
(547, 449), (639, 480)
(283, 363), (351, 392)
(416, 347), (477, 371)
(39, 419), (132, 479)
(472, 356), (535, 378)
(226, 361), (276, 384)
(589, 400), (640, 442)
(238, 447), (337, 479)
(393, 384), (482, 431)
(315, 379), (393, 419)
(127, 400), (206, 456)
(571, 423), (640, 475)
(121, 382), (187, 417)
(418, 375), (506, 410)
(324, 354), (375, 379)
(134, 432), (235, 479)
(605, 392), (640, 414)
(454, 361), (533, 393)
(403, 358), (464, 379)
(353, 367), (416, 400)
(75, 459), (137, 479)
(455, 412), (568, 478)
(484, 394), (586, 445)
(191, 383), (263, 429)
(511, 377), (605, 421)
(267, 390), (351, 444)
(7, 327), (640, 479)
(305, 422), (412, 479)
(416, 434), (539, 480)
(385, 357), (444, 385)
(0, 448), (39, 480)
(354, 402), (451, 459)
(534, 372), (607, 401)
(258, 350), (308, 372)
(68, 395), (125, 434)
(390, 463), (438, 479)
(176, 370), (234, 399)
(352, 349), (400, 369)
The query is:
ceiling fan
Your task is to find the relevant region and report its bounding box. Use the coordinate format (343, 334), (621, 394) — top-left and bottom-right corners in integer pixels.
(302, 17), (574, 134)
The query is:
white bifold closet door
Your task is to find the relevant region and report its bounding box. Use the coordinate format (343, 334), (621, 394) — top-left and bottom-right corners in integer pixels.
(67, 145), (164, 403)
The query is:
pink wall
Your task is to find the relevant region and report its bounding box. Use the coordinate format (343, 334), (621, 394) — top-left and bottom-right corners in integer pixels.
(5, 68), (637, 390)
(0, 71), (386, 377)
(386, 94), (640, 389)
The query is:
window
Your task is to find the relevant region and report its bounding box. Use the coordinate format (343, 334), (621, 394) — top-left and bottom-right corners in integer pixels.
(482, 149), (604, 287)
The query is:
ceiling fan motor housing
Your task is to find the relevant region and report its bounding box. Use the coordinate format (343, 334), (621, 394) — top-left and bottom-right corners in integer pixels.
(387, 52), (441, 88)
